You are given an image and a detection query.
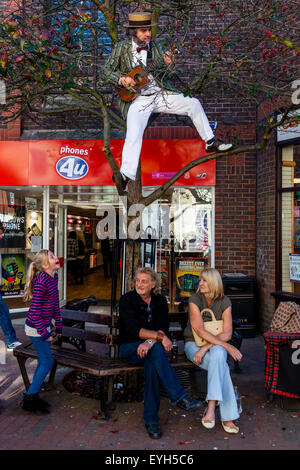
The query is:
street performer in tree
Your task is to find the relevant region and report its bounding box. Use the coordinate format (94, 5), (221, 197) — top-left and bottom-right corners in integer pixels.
(103, 12), (233, 190)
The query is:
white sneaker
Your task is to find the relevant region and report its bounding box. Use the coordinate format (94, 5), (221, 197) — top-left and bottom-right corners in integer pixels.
(218, 143), (233, 152)
(206, 139), (233, 153)
(7, 341), (22, 351)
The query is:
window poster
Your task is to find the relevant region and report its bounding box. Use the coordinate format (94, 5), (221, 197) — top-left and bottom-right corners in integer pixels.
(1, 254), (26, 297)
(289, 253), (300, 283)
(0, 205), (26, 249)
(158, 256), (170, 300)
(175, 257), (207, 301)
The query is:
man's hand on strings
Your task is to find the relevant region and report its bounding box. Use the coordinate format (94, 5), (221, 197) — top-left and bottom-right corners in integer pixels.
(120, 76), (136, 90)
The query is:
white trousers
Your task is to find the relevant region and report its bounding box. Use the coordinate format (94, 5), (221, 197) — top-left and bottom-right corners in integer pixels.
(120, 92), (214, 180)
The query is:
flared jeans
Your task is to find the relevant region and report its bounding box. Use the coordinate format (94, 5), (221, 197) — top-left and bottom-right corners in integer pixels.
(184, 342), (239, 422)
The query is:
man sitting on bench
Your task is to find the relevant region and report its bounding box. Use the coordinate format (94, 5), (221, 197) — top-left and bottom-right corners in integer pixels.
(118, 267), (202, 439)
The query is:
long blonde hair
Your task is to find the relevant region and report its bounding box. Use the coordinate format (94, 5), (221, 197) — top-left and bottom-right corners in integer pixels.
(23, 250), (50, 302)
(197, 267), (224, 300)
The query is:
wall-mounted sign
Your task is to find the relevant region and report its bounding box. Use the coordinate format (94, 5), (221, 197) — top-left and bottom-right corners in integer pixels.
(0, 139), (216, 186)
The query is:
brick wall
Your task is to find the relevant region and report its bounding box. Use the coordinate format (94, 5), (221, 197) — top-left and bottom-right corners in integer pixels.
(215, 125), (257, 277)
(256, 134), (276, 332)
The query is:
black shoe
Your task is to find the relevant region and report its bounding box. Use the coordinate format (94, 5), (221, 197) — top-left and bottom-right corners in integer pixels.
(37, 395), (51, 409)
(206, 138), (233, 153)
(22, 393), (50, 414)
(145, 423), (162, 439)
(176, 395), (203, 412)
(112, 173), (129, 191)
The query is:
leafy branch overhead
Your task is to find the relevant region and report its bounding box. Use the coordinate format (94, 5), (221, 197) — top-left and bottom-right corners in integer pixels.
(0, 0), (299, 202)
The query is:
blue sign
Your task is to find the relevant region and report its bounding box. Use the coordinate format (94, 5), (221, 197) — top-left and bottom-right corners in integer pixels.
(56, 156), (89, 180)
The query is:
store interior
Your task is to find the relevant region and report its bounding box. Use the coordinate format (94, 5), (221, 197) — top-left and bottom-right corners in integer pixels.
(65, 206), (117, 303)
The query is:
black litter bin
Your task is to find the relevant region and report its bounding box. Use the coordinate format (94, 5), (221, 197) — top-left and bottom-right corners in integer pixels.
(222, 274), (256, 338)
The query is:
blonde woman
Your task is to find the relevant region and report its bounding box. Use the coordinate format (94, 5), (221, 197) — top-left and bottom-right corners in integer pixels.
(22, 250), (62, 414)
(184, 268), (242, 434)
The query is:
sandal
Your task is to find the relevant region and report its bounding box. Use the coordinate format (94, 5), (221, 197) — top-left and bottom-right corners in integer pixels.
(201, 408), (215, 429)
(221, 421), (239, 434)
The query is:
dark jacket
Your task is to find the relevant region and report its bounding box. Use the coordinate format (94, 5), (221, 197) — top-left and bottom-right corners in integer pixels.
(118, 289), (169, 344)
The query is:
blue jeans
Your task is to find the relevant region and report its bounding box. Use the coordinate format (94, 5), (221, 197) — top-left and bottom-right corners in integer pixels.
(26, 336), (54, 395)
(119, 341), (187, 425)
(184, 342), (239, 422)
(0, 292), (18, 345)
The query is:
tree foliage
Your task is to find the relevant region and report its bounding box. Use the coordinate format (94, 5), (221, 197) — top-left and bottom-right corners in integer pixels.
(0, 0), (299, 204)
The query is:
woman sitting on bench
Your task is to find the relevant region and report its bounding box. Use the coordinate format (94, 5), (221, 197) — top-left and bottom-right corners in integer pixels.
(184, 267), (242, 434)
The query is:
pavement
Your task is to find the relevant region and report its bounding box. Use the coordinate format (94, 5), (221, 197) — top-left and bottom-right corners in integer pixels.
(0, 318), (300, 453)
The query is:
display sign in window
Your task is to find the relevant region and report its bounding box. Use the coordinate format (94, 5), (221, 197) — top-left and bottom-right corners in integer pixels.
(289, 253), (300, 283)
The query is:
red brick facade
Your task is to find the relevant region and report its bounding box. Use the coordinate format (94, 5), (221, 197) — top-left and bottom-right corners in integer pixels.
(255, 136), (277, 332)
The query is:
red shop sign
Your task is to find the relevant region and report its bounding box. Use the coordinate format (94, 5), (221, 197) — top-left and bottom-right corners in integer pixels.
(0, 139), (215, 186)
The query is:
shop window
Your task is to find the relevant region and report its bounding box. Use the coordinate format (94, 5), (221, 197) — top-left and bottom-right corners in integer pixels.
(143, 187), (214, 310)
(0, 187), (44, 310)
(281, 144), (300, 294)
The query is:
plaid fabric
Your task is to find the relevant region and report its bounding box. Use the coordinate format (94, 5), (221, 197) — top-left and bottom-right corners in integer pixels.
(67, 239), (79, 259)
(264, 331), (300, 399)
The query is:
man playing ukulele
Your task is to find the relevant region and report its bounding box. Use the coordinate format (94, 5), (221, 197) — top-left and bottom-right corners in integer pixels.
(103, 12), (232, 190)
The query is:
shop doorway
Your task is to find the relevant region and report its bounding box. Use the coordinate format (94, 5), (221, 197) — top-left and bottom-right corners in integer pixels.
(49, 186), (122, 308)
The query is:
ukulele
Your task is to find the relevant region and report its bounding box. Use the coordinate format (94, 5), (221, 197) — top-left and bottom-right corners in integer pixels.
(115, 47), (177, 102)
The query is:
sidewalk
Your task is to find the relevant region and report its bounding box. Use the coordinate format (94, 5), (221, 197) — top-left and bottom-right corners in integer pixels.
(0, 318), (299, 451)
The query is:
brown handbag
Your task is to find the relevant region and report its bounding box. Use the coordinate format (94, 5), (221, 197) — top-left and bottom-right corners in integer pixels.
(192, 308), (223, 347)
(270, 301), (300, 333)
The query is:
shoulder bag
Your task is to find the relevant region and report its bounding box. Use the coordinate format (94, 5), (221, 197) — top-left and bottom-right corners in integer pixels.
(270, 301), (300, 334)
(192, 308), (224, 347)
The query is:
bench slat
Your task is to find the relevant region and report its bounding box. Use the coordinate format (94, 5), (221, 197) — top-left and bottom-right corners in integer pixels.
(61, 309), (116, 327)
(62, 326), (117, 345)
(14, 343), (193, 377)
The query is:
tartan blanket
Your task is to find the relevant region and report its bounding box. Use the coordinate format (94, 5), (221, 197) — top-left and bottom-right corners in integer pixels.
(264, 331), (300, 399)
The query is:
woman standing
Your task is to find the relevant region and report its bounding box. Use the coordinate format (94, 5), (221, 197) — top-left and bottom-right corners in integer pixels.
(184, 268), (242, 433)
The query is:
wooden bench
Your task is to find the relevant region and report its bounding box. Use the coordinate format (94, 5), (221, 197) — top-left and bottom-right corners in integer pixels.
(13, 308), (193, 420)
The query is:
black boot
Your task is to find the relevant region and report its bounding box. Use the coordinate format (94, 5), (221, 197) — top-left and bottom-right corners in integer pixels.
(22, 393), (50, 414)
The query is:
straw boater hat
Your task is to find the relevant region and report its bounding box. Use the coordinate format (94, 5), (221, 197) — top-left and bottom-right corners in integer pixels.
(124, 12), (157, 28)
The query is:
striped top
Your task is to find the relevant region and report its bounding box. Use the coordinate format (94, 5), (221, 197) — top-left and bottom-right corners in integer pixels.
(25, 272), (63, 340)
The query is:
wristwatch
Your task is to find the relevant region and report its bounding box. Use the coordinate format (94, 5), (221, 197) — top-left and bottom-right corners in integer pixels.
(146, 339), (154, 347)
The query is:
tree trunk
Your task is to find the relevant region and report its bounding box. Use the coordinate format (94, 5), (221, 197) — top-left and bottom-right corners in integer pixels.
(124, 162), (143, 292)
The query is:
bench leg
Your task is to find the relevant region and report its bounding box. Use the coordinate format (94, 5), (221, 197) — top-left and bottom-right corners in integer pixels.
(106, 376), (116, 411)
(96, 378), (110, 422)
(17, 356), (31, 391)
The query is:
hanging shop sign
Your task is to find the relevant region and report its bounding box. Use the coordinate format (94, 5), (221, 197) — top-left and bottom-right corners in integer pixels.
(0, 139), (216, 186)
